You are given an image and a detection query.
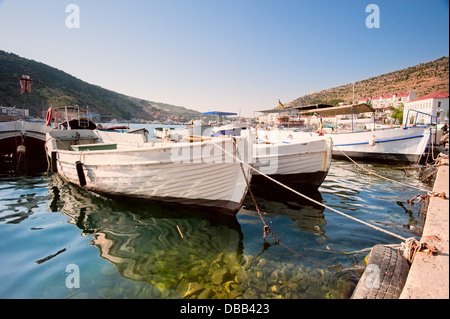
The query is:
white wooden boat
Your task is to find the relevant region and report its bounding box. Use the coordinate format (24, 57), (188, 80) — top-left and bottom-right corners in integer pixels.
(45, 129), (253, 215)
(251, 128), (333, 190)
(204, 124), (333, 190)
(297, 104), (433, 163)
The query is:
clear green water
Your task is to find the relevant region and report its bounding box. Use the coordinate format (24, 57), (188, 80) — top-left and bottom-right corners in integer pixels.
(0, 146), (430, 299)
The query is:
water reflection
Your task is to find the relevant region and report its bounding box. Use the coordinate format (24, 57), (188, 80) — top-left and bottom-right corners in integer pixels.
(0, 175), (46, 224)
(245, 184), (327, 238)
(322, 160), (427, 237)
(47, 170), (387, 299)
(48, 174), (245, 298)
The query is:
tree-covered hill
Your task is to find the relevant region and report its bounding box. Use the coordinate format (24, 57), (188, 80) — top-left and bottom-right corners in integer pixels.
(0, 50), (200, 121)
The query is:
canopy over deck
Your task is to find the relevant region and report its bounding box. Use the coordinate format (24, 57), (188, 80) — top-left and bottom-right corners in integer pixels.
(297, 103), (375, 116)
(258, 104), (334, 114)
(201, 111), (238, 116)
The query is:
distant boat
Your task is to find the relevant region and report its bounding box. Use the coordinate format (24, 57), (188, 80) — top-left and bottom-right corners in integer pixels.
(171, 124), (213, 142)
(153, 124), (213, 142)
(97, 124), (130, 131)
(295, 104), (434, 163)
(153, 126), (175, 139)
(46, 105), (97, 130)
(211, 123), (249, 137)
(45, 129), (253, 215)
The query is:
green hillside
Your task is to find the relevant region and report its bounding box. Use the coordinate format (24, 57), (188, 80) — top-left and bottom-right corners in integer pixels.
(0, 50), (199, 121)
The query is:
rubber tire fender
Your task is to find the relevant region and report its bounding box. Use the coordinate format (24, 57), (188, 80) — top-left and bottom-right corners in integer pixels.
(351, 245), (410, 299)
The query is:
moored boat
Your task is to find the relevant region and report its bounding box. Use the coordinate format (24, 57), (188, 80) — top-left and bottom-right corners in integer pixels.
(179, 123), (333, 191)
(211, 123), (249, 137)
(158, 122), (333, 191)
(296, 104), (434, 163)
(0, 120), (53, 173)
(251, 128), (333, 190)
(45, 129), (253, 215)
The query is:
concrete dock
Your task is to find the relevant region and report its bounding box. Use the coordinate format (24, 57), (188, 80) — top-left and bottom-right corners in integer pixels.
(400, 158), (449, 299)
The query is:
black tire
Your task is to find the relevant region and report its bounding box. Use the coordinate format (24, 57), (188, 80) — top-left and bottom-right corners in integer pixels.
(351, 245), (410, 299)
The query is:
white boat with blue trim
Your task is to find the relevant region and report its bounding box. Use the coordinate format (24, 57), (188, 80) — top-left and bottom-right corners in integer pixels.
(297, 104), (433, 163)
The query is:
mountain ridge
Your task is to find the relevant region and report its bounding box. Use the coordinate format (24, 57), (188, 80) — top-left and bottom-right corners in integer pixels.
(0, 50), (200, 122)
(1, 50), (448, 120)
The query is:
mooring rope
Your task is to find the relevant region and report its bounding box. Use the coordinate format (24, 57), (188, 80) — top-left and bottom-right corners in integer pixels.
(213, 140), (408, 242)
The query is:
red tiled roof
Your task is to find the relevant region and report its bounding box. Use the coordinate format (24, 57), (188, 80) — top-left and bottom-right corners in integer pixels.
(407, 92), (449, 102)
(360, 92), (414, 100)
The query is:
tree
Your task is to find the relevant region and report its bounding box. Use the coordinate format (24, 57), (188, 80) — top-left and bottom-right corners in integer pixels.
(391, 104), (404, 124)
(328, 99), (344, 106)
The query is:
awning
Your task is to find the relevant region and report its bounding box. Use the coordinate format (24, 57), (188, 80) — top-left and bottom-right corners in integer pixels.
(297, 103), (375, 116)
(201, 111), (238, 116)
(294, 104), (335, 112)
(257, 106), (297, 113)
(258, 104), (333, 114)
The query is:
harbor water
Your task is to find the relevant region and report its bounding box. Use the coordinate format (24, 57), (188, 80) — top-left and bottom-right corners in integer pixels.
(0, 124), (432, 299)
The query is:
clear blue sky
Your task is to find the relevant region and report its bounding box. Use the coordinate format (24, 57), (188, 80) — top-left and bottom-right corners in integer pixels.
(0, 0), (448, 117)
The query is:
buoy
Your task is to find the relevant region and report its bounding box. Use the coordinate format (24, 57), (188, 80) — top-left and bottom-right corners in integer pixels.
(17, 145), (26, 155)
(45, 107), (52, 126)
(368, 135), (375, 146)
(75, 161), (87, 187)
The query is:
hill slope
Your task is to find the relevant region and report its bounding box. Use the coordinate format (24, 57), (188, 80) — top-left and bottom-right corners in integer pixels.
(0, 50), (199, 121)
(287, 56), (449, 107)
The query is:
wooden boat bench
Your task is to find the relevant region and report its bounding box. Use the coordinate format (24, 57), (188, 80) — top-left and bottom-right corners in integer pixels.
(70, 143), (117, 151)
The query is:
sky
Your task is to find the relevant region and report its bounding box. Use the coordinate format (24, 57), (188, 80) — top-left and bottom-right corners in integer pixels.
(0, 0), (448, 118)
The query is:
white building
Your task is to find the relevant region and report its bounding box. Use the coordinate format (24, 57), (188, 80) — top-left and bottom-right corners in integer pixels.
(402, 92), (449, 125)
(0, 106), (29, 117)
(256, 112), (281, 125)
(359, 92), (416, 109)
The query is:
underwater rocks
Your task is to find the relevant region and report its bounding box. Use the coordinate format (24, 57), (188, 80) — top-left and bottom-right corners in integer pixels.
(174, 254), (362, 299)
(95, 251), (362, 299)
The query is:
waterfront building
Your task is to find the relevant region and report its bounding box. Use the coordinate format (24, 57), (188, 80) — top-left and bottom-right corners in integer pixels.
(359, 92), (416, 109)
(402, 92), (449, 125)
(0, 105), (29, 117)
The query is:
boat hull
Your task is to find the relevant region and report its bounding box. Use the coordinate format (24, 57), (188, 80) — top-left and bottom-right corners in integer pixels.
(251, 170), (329, 190)
(0, 120), (53, 173)
(326, 126), (431, 163)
